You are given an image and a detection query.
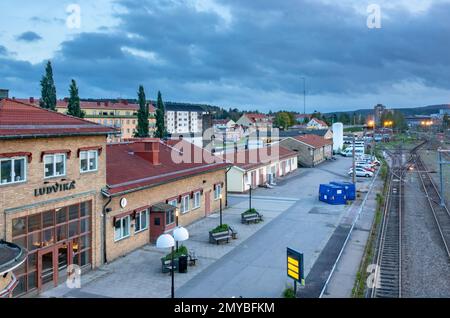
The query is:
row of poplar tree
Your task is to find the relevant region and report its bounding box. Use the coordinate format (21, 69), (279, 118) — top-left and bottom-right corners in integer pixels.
(39, 61), (167, 138)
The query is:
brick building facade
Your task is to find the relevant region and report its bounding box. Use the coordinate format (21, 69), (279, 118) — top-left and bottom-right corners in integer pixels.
(0, 99), (229, 296)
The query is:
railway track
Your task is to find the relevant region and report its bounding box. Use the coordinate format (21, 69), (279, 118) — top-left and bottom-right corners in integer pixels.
(371, 141), (427, 298)
(415, 155), (450, 260)
(371, 148), (404, 298)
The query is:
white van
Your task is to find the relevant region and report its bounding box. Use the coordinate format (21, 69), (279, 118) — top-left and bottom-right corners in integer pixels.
(341, 147), (365, 157)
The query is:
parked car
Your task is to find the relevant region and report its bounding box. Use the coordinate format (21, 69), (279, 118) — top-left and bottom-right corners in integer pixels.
(348, 167), (373, 177)
(355, 161), (377, 169)
(353, 163), (375, 172)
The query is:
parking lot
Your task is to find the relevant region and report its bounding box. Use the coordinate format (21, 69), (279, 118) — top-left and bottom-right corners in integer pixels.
(42, 155), (375, 298)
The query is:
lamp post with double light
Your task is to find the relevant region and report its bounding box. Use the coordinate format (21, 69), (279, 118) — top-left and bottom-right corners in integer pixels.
(156, 226), (189, 298)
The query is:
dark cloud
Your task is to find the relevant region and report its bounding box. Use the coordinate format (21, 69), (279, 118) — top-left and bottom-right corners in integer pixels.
(0, 45), (7, 56)
(16, 31), (42, 42)
(1, 0), (450, 111)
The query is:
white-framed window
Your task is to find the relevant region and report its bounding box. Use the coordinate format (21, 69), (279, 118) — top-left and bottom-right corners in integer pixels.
(135, 209), (149, 233)
(114, 215), (130, 241)
(166, 209), (175, 225)
(193, 191), (201, 209)
(80, 150), (98, 173)
(180, 195), (190, 214)
(0, 157), (27, 185)
(168, 199), (178, 207)
(214, 184), (222, 200)
(44, 153), (66, 178)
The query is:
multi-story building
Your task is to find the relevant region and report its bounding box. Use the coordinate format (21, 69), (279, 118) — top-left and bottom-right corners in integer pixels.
(0, 99), (229, 296)
(16, 98), (156, 142)
(0, 98), (115, 296)
(374, 104), (387, 127)
(165, 104), (209, 147)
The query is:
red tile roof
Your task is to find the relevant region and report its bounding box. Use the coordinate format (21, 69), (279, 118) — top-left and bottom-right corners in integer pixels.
(294, 134), (333, 148)
(218, 145), (297, 171)
(16, 98), (156, 113)
(308, 118), (328, 127)
(0, 98), (116, 139)
(105, 139), (230, 195)
(245, 113), (268, 123)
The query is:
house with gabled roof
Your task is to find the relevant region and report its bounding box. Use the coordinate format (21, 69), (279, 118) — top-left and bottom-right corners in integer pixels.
(278, 134), (333, 167)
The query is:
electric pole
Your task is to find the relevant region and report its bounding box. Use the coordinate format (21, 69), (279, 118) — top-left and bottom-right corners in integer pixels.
(352, 134), (356, 184)
(301, 77), (306, 115)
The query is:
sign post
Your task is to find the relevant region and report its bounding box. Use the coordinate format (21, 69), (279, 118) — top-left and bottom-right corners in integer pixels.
(287, 247), (304, 297)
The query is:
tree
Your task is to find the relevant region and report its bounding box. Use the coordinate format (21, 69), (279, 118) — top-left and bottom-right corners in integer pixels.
(337, 113), (350, 124)
(274, 112), (291, 130)
(40, 61), (57, 110)
(134, 85), (150, 138)
(443, 114), (449, 128)
(154, 91), (167, 139)
(287, 112), (296, 127)
(66, 79), (84, 118)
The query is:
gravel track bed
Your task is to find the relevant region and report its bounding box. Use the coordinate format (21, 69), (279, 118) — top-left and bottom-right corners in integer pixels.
(402, 170), (450, 297)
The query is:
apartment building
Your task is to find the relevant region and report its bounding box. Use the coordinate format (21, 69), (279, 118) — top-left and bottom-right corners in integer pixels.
(16, 98), (156, 142)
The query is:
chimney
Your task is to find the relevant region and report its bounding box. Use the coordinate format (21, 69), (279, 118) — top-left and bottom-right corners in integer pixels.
(133, 139), (160, 165)
(123, 99), (128, 105)
(29, 97), (34, 104)
(97, 101), (101, 106)
(105, 101), (109, 107)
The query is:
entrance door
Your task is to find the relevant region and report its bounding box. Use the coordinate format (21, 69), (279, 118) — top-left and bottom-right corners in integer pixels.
(205, 190), (211, 216)
(57, 242), (71, 282)
(37, 247), (58, 290)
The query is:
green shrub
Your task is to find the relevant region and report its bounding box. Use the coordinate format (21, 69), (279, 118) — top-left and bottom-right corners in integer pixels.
(163, 245), (188, 261)
(211, 224), (229, 234)
(242, 208), (258, 216)
(283, 287), (296, 298)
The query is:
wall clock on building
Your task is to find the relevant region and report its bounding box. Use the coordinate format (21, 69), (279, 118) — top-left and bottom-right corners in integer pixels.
(120, 198), (128, 209)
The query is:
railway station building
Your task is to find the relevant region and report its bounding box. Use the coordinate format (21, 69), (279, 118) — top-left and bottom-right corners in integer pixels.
(0, 99), (230, 296)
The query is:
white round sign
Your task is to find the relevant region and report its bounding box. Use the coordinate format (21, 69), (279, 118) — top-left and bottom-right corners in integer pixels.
(120, 198), (127, 209)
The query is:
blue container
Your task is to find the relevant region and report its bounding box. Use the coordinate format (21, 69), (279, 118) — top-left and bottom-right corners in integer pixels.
(319, 184), (347, 205)
(330, 181), (356, 200)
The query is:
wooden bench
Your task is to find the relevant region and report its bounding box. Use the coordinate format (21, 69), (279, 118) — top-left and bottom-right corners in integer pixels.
(241, 212), (264, 224)
(188, 250), (198, 266)
(209, 230), (232, 244)
(161, 258), (178, 273)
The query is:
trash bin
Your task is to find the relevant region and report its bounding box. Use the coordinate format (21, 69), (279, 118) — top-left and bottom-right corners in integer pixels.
(178, 256), (188, 273)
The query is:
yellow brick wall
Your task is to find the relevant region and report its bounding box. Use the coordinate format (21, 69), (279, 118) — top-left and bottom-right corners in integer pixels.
(105, 169), (227, 262)
(0, 135), (107, 268)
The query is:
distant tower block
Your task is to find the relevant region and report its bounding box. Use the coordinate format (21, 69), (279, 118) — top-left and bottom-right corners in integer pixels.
(332, 122), (344, 152)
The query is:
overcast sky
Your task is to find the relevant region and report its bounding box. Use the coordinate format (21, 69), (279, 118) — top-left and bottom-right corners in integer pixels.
(1, 0), (449, 113)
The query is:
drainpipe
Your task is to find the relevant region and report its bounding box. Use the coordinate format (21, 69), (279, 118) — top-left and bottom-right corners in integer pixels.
(101, 191), (112, 265)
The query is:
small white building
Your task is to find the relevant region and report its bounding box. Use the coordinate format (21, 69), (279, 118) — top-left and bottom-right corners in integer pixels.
(223, 146), (298, 193)
(306, 118), (329, 130)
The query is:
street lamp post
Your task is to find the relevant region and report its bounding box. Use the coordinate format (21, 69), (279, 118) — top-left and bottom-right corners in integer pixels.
(156, 226), (189, 299)
(246, 181), (252, 210)
(219, 194), (223, 227)
(175, 208), (179, 252)
(301, 77), (306, 115)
